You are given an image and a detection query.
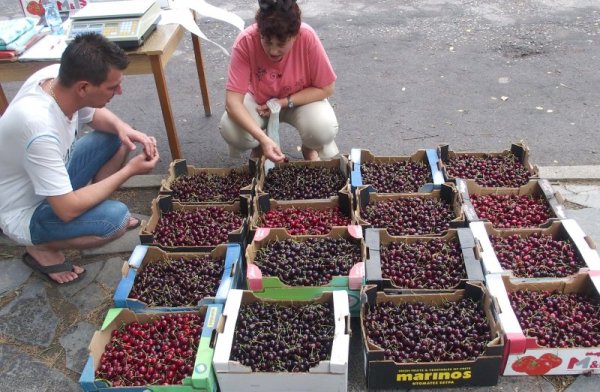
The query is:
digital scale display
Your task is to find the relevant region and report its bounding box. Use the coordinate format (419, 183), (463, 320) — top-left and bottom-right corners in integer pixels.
(70, 19), (140, 38)
(67, 0), (160, 48)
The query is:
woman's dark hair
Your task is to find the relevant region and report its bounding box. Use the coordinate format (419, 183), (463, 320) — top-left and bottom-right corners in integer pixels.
(58, 32), (129, 87)
(256, 0), (301, 42)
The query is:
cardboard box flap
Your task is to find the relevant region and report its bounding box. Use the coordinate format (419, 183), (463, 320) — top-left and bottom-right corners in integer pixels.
(348, 262), (365, 290)
(127, 244), (149, 269)
(470, 222), (502, 274)
(78, 356), (96, 389)
(191, 303), (223, 389)
(426, 148), (445, 185)
(112, 267), (136, 308)
(172, 158), (188, 177)
(365, 228), (381, 251)
(329, 290), (351, 373)
(213, 289), (243, 372)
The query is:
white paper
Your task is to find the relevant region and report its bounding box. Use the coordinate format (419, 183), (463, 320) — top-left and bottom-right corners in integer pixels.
(19, 34), (68, 61)
(159, 0), (245, 56)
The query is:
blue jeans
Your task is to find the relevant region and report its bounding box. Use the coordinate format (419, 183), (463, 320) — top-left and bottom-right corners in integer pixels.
(29, 131), (130, 245)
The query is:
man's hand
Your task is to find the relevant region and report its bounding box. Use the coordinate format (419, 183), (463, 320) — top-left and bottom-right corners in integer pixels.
(121, 128), (158, 160)
(261, 138), (286, 163)
(126, 151), (160, 175)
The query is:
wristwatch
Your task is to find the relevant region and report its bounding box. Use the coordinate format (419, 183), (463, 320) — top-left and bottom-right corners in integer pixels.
(287, 95), (294, 109)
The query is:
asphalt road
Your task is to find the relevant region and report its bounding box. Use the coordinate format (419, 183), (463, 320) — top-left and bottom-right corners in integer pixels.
(2, 0), (599, 172)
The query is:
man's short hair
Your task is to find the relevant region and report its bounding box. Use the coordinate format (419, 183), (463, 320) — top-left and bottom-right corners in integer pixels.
(58, 33), (130, 87)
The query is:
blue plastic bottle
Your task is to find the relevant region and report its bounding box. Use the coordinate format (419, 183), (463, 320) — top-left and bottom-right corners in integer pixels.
(43, 0), (64, 35)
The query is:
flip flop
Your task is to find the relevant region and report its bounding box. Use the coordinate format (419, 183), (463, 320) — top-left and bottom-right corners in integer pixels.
(21, 252), (86, 285)
(127, 216), (141, 231)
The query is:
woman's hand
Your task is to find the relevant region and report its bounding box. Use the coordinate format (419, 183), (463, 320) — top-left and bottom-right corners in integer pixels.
(256, 104), (271, 117)
(261, 138), (286, 163)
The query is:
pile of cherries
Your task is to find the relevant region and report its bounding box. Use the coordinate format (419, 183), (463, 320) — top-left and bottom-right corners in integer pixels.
(508, 289), (600, 348)
(170, 170), (252, 203)
(363, 298), (492, 363)
(263, 165), (346, 200)
(380, 238), (466, 289)
(130, 255), (225, 307)
(470, 193), (551, 228)
(152, 207), (243, 247)
(362, 197), (456, 235)
(361, 161), (432, 193)
(96, 313), (203, 386)
(259, 206), (351, 235)
(231, 302), (335, 372)
(253, 237), (362, 286)
(444, 153), (532, 187)
(491, 233), (584, 278)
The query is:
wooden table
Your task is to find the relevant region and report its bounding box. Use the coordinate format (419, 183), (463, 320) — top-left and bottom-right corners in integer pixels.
(0, 23), (211, 160)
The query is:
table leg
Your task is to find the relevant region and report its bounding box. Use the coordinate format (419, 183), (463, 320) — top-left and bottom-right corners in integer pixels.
(0, 83), (8, 116)
(149, 54), (183, 160)
(191, 34), (212, 116)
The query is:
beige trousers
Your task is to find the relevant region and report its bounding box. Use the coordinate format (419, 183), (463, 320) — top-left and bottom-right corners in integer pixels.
(219, 94), (339, 159)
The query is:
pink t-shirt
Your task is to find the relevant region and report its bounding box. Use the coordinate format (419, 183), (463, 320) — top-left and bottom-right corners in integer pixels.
(226, 23), (336, 105)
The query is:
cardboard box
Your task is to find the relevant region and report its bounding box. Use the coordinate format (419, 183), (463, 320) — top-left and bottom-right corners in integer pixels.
(245, 226), (365, 316)
(160, 159), (257, 202)
(248, 191), (354, 239)
(347, 148), (444, 193)
(471, 220), (600, 281)
(256, 157), (350, 201)
(361, 283), (504, 389)
(79, 305), (222, 391)
(457, 178), (567, 226)
(364, 228), (484, 291)
(113, 244), (243, 311)
(437, 142), (538, 186)
(355, 183), (466, 236)
(139, 195), (248, 252)
(213, 290), (350, 392)
(486, 272), (600, 375)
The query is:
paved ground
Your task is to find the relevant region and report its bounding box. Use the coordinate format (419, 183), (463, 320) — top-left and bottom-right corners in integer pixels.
(1, 0), (600, 391)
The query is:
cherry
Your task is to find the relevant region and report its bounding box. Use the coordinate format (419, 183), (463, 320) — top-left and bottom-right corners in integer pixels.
(153, 206), (243, 247)
(444, 153), (531, 187)
(96, 313), (204, 386)
(130, 255), (225, 307)
(364, 299), (492, 363)
(259, 206), (351, 235)
(361, 161), (432, 193)
(263, 165), (346, 200)
(231, 302), (335, 372)
(170, 170), (252, 203)
(470, 194), (552, 228)
(508, 290), (600, 348)
(362, 197), (455, 236)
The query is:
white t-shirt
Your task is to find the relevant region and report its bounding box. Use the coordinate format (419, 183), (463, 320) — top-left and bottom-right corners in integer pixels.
(0, 64), (95, 244)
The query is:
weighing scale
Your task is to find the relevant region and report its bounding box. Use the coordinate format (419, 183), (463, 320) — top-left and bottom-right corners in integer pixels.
(67, 0), (161, 48)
